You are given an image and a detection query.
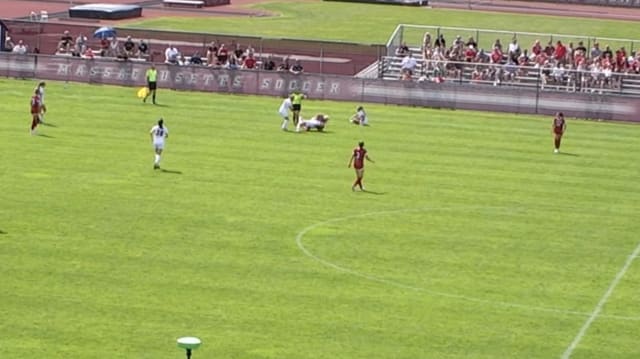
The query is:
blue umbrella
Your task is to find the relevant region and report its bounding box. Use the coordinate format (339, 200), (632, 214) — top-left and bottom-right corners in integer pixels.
(93, 26), (116, 39)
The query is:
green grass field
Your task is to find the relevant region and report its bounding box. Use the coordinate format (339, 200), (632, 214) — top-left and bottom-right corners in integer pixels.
(127, 1), (640, 44)
(1, 78), (639, 358)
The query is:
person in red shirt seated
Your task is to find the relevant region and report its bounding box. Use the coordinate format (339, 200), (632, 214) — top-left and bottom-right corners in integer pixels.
(554, 41), (567, 63)
(490, 46), (503, 64)
(242, 53), (257, 69)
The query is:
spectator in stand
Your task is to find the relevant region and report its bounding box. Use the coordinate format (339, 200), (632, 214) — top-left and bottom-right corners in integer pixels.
(109, 37), (119, 57)
(242, 53), (257, 69)
(465, 36), (477, 49)
(531, 39), (542, 60)
(165, 44), (180, 64)
(278, 56), (291, 72)
(290, 59), (304, 74)
(99, 37), (109, 56)
(190, 52), (203, 65)
(575, 41), (587, 54)
(508, 38), (521, 63)
(74, 34), (87, 57)
(123, 36), (136, 58)
(590, 42), (601, 59)
(206, 44), (218, 67)
(233, 42), (244, 60)
(137, 40), (149, 59)
(217, 44), (229, 64)
(454, 35), (464, 47)
(4, 36), (14, 52)
(464, 44), (477, 62)
(629, 51), (640, 74)
(434, 34), (446, 49)
(421, 32), (432, 61)
(224, 56), (239, 70)
(493, 38), (503, 52)
(245, 44), (255, 58)
(602, 45), (613, 60)
(58, 30), (73, 53)
(262, 56), (276, 70)
(553, 41), (567, 64)
(12, 40), (27, 55)
(82, 46), (95, 59)
(400, 52), (417, 80)
(490, 45), (503, 64)
(177, 54), (188, 66)
(543, 40), (555, 57)
(395, 41), (410, 57)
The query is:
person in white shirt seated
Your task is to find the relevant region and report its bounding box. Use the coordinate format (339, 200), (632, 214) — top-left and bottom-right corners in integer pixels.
(400, 53), (418, 80)
(12, 40), (28, 55)
(164, 44), (180, 64)
(349, 106), (369, 126)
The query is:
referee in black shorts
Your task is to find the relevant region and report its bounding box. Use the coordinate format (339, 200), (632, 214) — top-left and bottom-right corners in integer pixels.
(144, 64), (158, 104)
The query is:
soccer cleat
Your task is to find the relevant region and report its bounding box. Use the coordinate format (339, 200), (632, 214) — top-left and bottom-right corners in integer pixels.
(351, 186), (355, 192)
(153, 164), (160, 170)
(554, 149), (559, 154)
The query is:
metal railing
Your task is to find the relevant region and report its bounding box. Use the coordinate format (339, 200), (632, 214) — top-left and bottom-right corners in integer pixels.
(379, 56), (640, 97)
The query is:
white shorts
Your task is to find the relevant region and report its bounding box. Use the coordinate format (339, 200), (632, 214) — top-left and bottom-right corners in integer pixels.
(279, 109), (289, 118)
(153, 142), (165, 150)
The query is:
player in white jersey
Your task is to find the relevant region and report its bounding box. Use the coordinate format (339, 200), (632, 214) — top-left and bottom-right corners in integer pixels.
(278, 96), (293, 131)
(35, 81), (46, 124)
(296, 114), (329, 132)
(149, 118), (169, 169)
(349, 106), (368, 126)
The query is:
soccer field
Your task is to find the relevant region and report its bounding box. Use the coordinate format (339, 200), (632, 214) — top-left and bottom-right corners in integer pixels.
(1, 78), (639, 359)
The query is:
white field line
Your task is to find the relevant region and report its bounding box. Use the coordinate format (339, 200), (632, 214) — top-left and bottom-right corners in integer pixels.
(560, 241), (640, 359)
(295, 206), (640, 322)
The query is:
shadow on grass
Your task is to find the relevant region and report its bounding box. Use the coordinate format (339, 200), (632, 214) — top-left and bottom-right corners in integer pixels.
(559, 152), (579, 157)
(160, 168), (182, 174)
(41, 122), (57, 127)
(153, 103), (170, 108)
(362, 190), (386, 195)
(0, 230), (7, 235)
(36, 133), (54, 138)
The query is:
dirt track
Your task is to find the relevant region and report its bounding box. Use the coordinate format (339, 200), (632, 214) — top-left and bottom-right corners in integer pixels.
(4, 0), (640, 22)
(428, 0), (640, 21)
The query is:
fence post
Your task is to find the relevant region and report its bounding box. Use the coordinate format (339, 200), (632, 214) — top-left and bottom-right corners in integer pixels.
(535, 66), (541, 114)
(320, 46), (324, 75)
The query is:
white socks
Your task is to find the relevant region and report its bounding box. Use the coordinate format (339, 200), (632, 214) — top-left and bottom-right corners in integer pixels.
(154, 154), (160, 164)
(281, 119), (288, 129)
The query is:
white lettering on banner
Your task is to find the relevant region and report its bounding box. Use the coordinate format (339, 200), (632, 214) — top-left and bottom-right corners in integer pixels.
(75, 64), (87, 77)
(203, 74), (215, 86)
(159, 70), (170, 82)
(259, 77), (340, 94)
(57, 63), (71, 75)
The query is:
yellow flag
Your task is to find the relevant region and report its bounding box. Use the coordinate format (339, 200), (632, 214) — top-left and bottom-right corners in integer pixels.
(137, 87), (149, 99)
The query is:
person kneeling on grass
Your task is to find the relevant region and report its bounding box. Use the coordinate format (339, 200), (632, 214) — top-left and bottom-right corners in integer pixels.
(296, 114), (329, 132)
(349, 106), (369, 126)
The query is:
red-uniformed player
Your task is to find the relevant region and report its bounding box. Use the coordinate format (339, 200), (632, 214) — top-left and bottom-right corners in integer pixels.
(552, 112), (566, 153)
(348, 141), (374, 191)
(30, 89), (42, 135)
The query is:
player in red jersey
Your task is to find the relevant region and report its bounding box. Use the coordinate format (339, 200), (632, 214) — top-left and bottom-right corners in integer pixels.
(348, 141), (374, 191)
(552, 112), (566, 153)
(30, 89), (42, 135)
